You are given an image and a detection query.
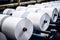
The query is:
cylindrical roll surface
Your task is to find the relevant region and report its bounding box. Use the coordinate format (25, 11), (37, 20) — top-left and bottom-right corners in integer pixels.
(35, 4), (48, 8)
(3, 8), (15, 16)
(2, 17), (33, 40)
(12, 11), (27, 18)
(27, 5), (39, 13)
(0, 14), (9, 31)
(0, 32), (7, 40)
(16, 6), (27, 11)
(26, 12), (50, 31)
(27, 5), (35, 8)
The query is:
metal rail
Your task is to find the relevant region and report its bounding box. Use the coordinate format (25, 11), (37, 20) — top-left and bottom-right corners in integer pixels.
(0, 1), (36, 11)
(18, 0), (20, 6)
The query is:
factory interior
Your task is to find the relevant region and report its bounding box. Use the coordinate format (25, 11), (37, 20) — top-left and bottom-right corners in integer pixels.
(0, 0), (60, 40)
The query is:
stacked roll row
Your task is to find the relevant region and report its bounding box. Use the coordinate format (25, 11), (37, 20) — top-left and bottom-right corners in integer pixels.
(1, 1), (60, 40)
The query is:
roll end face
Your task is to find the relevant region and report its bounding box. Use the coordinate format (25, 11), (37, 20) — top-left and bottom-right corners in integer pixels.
(15, 18), (33, 40)
(52, 8), (58, 22)
(40, 13), (50, 31)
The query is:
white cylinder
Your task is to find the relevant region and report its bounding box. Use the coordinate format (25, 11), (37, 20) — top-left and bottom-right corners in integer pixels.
(26, 12), (50, 31)
(41, 2), (50, 5)
(27, 5), (39, 13)
(3, 8), (15, 16)
(16, 6), (27, 11)
(54, 1), (60, 3)
(49, 1), (60, 5)
(26, 8), (38, 13)
(38, 8), (58, 22)
(41, 1), (60, 8)
(35, 3), (57, 8)
(27, 5), (35, 8)
(12, 11), (28, 18)
(35, 4), (47, 8)
(0, 32), (7, 40)
(2, 17), (33, 40)
(35, 1), (60, 8)
(0, 14), (9, 29)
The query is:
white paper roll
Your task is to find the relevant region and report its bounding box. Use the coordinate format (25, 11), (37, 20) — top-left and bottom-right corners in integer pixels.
(41, 2), (50, 5)
(41, 1), (60, 7)
(35, 1), (60, 8)
(26, 12), (50, 31)
(54, 1), (60, 3)
(26, 8), (38, 13)
(0, 14), (9, 29)
(0, 32), (7, 40)
(35, 4), (42, 6)
(49, 1), (60, 4)
(27, 5), (35, 8)
(45, 3), (60, 7)
(2, 17), (33, 40)
(3, 8), (15, 16)
(35, 4), (48, 8)
(27, 5), (39, 13)
(35, 3), (58, 8)
(38, 8), (58, 22)
(12, 11), (28, 18)
(16, 6), (27, 11)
